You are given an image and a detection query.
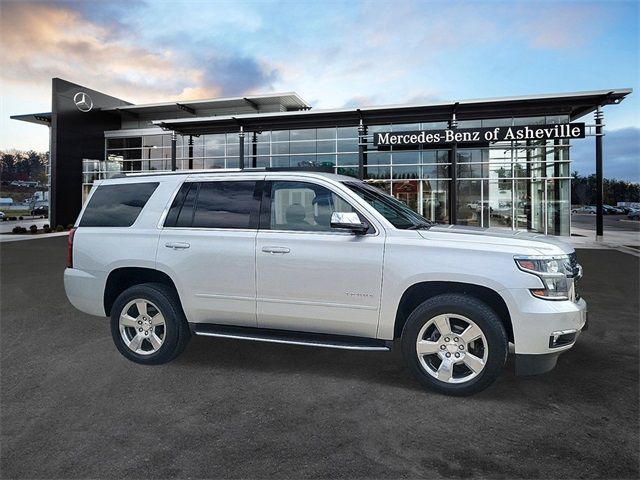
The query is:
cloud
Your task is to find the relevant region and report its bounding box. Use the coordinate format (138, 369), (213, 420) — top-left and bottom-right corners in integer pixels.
(512, 2), (606, 49)
(199, 56), (279, 97)
(0, 1), (278, 104)
(571, 127), (640, 183)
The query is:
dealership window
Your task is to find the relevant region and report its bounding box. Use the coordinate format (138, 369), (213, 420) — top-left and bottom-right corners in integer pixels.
(100, 114), (574, 235)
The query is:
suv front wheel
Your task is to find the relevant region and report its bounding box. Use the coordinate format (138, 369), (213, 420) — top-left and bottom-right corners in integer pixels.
(401, 294), (508, 396)
(110, 283), (191, 365)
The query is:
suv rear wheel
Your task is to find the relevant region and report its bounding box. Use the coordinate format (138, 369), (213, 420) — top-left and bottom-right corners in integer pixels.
(110, 283), (190, 365)
(401, 294), (507, 396)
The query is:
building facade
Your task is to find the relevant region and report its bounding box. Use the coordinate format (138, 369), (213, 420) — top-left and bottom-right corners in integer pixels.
(12, 79), (631, 234)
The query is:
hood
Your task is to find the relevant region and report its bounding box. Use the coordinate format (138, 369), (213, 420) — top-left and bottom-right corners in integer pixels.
(418, 224), (574, 255)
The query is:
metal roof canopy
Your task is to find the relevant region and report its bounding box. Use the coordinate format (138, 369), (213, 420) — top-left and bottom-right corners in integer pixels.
(103, 92), (310, 117)
(153, 88), (632, 135)
(10, 112), (52, 126)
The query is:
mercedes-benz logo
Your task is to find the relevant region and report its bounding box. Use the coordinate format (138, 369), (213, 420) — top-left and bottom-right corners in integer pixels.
(73, 92), (93, 112)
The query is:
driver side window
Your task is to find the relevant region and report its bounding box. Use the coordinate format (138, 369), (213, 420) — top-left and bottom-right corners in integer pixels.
(270, 181), (357, 232)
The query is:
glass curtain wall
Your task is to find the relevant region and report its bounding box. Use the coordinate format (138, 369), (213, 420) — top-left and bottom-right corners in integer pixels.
(100, 114), (571, 235)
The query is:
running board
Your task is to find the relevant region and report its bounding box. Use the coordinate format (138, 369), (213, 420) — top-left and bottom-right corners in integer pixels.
(192, 324), (392, 351)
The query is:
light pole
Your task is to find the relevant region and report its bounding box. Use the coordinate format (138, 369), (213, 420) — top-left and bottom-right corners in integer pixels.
(146, 145), (157, 171)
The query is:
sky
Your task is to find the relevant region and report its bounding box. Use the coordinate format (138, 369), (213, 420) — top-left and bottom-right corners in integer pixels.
(0, 0), (638, 181)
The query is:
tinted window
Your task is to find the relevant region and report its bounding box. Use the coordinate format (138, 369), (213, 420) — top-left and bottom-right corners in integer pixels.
(175, 183), (198, 227)
(192, 181), (258, 229)
(80, 183), (158, 227)
(166, 181), (259, 229)
(269, 181), (358, 232)
(164, 183), (191, 227)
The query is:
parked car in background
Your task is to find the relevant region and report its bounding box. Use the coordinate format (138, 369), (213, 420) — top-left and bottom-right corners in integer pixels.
(31, 205), (48, 217)
(571, 206), (596, 214)
(0, 211), (5, 220)
(627, 209), (640, 221)
(64, 170), (587, 396)
(604, 205), (624, 214)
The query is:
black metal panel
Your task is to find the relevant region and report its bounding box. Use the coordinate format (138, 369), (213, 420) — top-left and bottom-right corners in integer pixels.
(50, 78), (129, 227)
(595, 109), (604, 237)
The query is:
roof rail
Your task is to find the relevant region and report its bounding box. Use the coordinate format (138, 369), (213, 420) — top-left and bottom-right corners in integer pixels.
(109, 166), (335, 179)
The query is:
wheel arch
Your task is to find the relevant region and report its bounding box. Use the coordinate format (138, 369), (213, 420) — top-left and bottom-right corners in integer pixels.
(393, 281), (513, 342)
(104, 267), (183, 317)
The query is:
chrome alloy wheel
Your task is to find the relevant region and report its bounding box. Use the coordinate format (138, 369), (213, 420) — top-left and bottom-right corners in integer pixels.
(416, 314), (488, 384)
(119, 299), (166, 355)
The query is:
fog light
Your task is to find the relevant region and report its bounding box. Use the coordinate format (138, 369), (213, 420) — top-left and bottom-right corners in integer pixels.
(549, 329), (577, 348)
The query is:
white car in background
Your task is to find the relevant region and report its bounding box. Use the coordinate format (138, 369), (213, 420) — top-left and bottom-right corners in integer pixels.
(571, 206), (596, 214)
(64, 170), (587, 396)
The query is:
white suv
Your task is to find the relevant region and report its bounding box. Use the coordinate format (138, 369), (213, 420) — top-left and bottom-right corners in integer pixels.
(64, 170), (587, 395)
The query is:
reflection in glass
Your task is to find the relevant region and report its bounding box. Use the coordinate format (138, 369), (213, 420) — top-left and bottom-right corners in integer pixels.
(456, 180), (482, 227)
(392, 180), (419, 212)
(421, 180), (448, 223)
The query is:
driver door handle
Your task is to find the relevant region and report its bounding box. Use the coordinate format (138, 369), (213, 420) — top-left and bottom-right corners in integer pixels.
(165, 242), (190, 250)
(262, 246), (290, 254)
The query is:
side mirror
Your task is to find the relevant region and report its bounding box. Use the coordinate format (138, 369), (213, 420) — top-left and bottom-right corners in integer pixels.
(330, 212), (369, 234)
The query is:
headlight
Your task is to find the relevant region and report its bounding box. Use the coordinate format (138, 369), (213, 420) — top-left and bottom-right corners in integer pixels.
(514, 255), (571, 300)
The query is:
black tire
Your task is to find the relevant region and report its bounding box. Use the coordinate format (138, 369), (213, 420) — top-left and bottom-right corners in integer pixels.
(401, 294), (508, 396)
(110, 283), (190, 365)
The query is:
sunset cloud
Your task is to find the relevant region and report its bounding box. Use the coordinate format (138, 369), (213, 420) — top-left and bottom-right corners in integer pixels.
(1, 0), (637, 180)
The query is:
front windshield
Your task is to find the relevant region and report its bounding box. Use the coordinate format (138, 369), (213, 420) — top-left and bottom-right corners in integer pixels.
(344, 181), (435, 229)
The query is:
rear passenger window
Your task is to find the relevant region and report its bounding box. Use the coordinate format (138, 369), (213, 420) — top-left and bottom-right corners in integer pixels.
(80, 182), (158, 227)
(176, 183), (198, 227)
(165, 181), (259, 229)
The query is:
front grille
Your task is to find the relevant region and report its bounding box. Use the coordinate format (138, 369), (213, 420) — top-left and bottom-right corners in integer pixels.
(568, 252), (578, 269)
(568, 252), (581, 301)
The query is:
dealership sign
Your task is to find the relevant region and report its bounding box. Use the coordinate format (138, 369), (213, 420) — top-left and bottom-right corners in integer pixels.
(373, 123), (585, 148)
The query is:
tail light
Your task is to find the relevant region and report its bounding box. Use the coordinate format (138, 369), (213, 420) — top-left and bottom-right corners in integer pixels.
(67, 227), (77, 268)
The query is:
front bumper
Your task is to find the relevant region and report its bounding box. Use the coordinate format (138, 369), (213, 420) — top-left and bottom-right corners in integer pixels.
(502, 288), (587, 375)
(515, 311), (587, 376)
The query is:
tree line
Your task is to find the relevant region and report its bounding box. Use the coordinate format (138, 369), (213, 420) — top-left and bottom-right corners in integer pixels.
(571, 171), (640, 206)
(0, 149), (49, 184)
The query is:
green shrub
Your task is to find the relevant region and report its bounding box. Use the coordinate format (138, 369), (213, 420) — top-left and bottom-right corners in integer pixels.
(29, 225), (38, 234)
(43, 226), (52, 233)
(18, 216), (23, 220)
(66, 224), (74, 230)
(12, 226), (27, 234)
(56, 225), (64, 232)
(43, 224), (50, 229)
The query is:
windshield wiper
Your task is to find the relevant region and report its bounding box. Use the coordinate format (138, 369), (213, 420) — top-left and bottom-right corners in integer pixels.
(407, 222), (435, 230)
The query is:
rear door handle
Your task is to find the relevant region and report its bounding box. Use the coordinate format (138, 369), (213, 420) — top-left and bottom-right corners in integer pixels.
(261, 246), (290, 254)
(165, 242), (190, 250)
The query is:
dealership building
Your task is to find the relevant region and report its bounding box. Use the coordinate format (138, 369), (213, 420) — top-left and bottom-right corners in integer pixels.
(12, 78), (631, 235)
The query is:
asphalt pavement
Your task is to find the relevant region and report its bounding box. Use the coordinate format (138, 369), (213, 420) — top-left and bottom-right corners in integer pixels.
(571, 213), (640, 232)
(1, 237), (638, 479)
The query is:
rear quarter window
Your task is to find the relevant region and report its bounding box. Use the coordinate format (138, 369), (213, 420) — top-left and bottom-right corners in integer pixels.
(79, 182), (159, 227)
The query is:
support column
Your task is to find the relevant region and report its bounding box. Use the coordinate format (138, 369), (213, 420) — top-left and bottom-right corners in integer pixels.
(170, 131), (177, 171)
(358, 121), (367, 180)
(448, 112), (458, 225)
(595, 105), (604, 240)
(188, 136), (193, 170)
(252, 131), (258, 168)
(239, 126), (245, 170)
